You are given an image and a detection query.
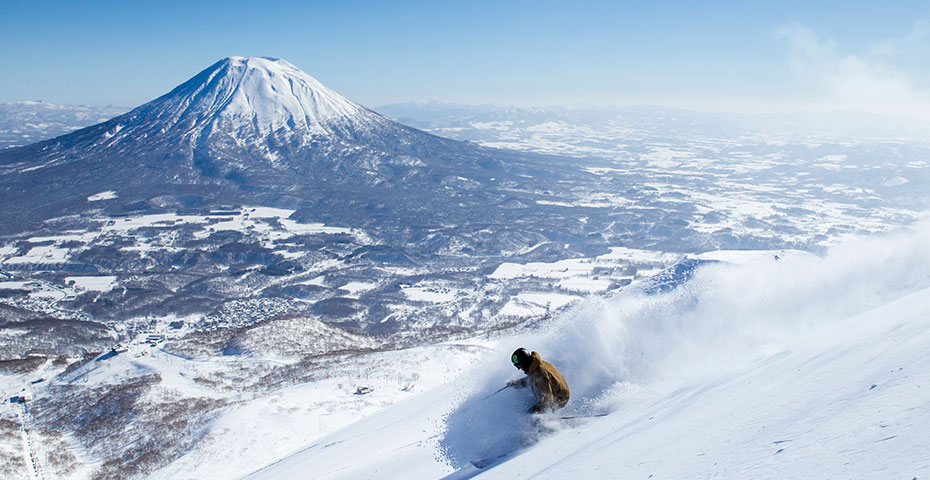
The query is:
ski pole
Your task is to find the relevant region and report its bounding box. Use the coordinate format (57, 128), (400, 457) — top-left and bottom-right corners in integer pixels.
(483, 384), (510, 399)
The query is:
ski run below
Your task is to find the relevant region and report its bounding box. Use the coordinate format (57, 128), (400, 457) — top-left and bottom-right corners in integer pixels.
(232, 219), (930, 479)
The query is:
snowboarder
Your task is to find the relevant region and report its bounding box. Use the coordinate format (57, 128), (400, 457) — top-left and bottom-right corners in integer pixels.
(507, 348), (570, 413)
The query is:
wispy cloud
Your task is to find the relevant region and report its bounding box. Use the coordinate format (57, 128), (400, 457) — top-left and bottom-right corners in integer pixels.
(775, 22), (929, 119)
(867, 20), (928, 56)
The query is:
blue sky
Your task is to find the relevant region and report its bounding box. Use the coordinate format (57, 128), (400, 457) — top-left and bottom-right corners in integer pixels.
(2, 1), (929, 117)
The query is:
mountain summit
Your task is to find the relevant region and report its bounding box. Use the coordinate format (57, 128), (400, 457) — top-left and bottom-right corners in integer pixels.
(132, 56), (393, 142)
(4, 56), (417, 167)
(0, 56), (459, 169)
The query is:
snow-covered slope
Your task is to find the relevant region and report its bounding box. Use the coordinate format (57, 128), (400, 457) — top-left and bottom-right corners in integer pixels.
(0, 56), (515, 231)
(241, 221), (930, 479)
(101, 56), (397, 148)
(482, 286), (930, 479)
(0, 57), (431, 179)
(160, 57), (375, 134)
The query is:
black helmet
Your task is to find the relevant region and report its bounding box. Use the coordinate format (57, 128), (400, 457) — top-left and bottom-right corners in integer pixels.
(511, 348), (531, 370)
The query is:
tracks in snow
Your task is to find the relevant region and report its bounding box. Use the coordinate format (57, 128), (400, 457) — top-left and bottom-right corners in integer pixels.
(19, 403), (44, 480)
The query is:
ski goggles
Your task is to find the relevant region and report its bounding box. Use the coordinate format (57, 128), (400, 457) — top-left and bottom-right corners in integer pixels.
(512, 354), (521, 368)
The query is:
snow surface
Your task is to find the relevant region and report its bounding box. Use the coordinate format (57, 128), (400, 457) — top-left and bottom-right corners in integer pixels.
(135, 56), (391, 146)
(3, 245), (71, 264)
(86, 190), (117, 201)
(241, 220), (930, 479)
(64, 276), (118, 292)
(0, 206), (364, 269)
(145, 342), (492, 480)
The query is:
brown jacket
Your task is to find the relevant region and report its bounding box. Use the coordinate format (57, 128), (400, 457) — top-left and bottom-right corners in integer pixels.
(512, 351), (570, 413)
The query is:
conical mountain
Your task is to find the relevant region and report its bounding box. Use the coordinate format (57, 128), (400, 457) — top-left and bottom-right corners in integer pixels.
(84, 56), (414, 152)
(0, 57), (524, 230)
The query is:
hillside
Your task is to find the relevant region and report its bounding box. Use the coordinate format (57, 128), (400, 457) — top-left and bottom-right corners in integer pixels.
(237, 222), (930, 478)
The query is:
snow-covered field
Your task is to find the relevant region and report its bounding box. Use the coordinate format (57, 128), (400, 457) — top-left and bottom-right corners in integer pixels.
(138, 219), (930, 479)
(0, 203), (680, 335)
(378, 103), (930, 250)
(0, 207), (364, 268)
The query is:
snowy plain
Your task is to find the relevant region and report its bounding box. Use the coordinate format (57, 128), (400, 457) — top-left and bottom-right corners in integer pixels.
(230, 220), (930, 479)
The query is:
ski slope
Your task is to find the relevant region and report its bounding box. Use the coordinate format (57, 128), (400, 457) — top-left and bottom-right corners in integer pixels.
(242, 221), (930, 479)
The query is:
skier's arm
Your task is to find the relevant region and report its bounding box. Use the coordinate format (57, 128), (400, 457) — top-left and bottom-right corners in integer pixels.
(507, 376), (528, 388)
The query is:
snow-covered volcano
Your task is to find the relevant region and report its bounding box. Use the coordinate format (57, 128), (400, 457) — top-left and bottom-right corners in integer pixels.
(0, 56), (557, 232)
(0, 56), (457, 175)
(165, 57), (378, 133)
(108, 56), (399, 147)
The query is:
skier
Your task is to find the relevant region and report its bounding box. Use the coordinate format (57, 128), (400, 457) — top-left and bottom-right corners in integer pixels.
(507, 348), (570, 413)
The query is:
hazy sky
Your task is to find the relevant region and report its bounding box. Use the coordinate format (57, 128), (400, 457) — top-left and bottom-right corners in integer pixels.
(2, 1), (929, 118)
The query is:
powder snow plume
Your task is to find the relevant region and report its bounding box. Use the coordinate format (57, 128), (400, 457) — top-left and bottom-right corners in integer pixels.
(440, 219), (930, 467)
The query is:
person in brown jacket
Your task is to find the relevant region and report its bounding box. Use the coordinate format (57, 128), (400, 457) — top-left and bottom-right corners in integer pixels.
(507, 348), (570, 413)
